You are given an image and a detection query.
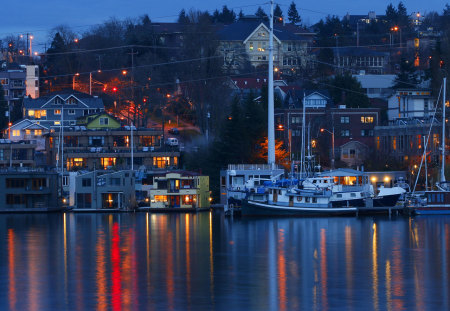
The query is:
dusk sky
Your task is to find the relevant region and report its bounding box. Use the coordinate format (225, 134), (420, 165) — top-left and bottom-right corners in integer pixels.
(2, 0), (447, 51)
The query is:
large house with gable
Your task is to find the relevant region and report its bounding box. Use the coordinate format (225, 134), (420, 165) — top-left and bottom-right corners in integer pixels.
(23, 90), (104, 129)
(218, 17), (314, 73)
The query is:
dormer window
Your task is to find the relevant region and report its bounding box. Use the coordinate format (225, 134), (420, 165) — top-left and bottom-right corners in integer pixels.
(55, 98), (62, 105)
(68, 98), (77, 105)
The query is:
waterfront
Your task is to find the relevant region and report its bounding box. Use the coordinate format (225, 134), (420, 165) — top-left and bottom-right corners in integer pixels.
(0, 213), (449, 310)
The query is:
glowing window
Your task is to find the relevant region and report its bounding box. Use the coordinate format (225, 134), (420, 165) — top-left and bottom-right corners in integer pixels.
(28, 110), (35, 117)
(12, 130), (20, 137)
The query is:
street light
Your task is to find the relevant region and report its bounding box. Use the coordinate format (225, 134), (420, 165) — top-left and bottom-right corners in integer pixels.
(72, 73), (80, 90)
(321, 127), (335, 169)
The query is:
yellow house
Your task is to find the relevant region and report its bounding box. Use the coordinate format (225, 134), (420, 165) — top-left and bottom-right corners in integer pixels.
(150, 172), (210, 209)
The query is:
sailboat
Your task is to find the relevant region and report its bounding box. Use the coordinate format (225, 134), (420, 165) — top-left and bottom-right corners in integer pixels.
(241, 1), (359, 216)
(415, 77), (450, 214)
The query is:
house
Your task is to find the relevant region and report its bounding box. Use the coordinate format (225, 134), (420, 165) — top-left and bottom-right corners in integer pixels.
(0, 170), (59, 210)
(74, 170), (135, 210)
(149, 171), (210, 209)
(76, 112), (121, 130)
(6, 119), (49, 150)
(387, 89), (436, 121)
(45, 127), (179, 171)
(283, 89), (332, 109)
(218, 17), (314, 72)
(0, 140), (36, 168)
(23, 90), (105, 129)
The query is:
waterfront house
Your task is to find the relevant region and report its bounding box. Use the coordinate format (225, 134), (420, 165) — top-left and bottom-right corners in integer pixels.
(45, 126), (179, 171)
(0, 140), (37, 168)
(149, 171), (210, 209)
(76, 112), (121, 130)
(387, 89), (436, 121)
(74, 170), (135, 210)
(6, 119), (49, 151)
(0, 169), (60, 211)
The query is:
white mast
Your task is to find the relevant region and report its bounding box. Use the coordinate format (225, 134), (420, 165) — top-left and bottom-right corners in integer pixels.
(61, 104), (64, 174)
(267, 0), (276, 168)
(300, 92), (306, 177)
(442, 77), (447, 183)
(131, 122), (134, 171)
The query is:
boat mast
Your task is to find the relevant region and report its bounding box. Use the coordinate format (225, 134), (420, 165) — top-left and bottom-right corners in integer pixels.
(300, 92), (306, 177)
(441, 77), (447, 184)
(267, 0), (276, 169)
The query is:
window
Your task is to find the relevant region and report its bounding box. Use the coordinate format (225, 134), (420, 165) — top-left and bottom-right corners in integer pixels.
(25, 130), (31, 135)
(99, 117), (109, 125)
(6, 178), (26, 188)
(54, 121), (61, 125)
(6, 194), (25, 205)
(55, 98), (62, 105)
(249, 42), (254, 51)
(67, 158), (84, 170)
(68, 109), (75, 115)
(292, 116), (301, 124)
(376, 137), (380, 150)
(34, 130), (42, 136)
(153, 157), (170, 168)
(54, 109), (61, 115)
(62, 176), (69, 186)
(101, 158), (116, 168)
(12, 130), (20, 137)
(341, 130), (350, 137)
(0, 78), (9, 85)
(109, 178), (121, 186)
(154, 195), (168, 202)
(82, 178), (91, 187)
(3, 89), (8, 96)
(361, 116), (374, 123)
(341, 116), (349, 123)
(41, 110), (47, 117)
(89, 136), (104, 147)
(28, 110), (35, 117)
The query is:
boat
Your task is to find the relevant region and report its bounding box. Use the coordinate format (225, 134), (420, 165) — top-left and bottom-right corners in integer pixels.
(242, 183), (357, 216)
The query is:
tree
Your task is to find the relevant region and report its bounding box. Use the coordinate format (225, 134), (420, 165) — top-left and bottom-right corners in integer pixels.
(255, 7), (268, 20)
(212, 6), (236, 24)
(287, 1), (301, 25)
(274, 4), (284, 24)
(178, 9), (190, 24)
(327, 74), (370, 108)
(393, 58), (419, 89)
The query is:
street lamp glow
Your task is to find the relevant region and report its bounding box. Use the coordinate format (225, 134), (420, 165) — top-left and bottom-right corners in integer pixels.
(122, 70), (127, 75)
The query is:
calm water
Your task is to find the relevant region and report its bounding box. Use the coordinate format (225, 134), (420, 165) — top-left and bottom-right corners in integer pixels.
(0, 212), (449, 310)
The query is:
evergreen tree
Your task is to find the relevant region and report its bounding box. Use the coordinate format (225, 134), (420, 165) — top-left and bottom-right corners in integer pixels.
(238, 10), (244, 20)
(255, 7), (268, 20)
(393, 58), (419, 89)
(287, 1), (301, 25)
(385, 3), (398, 27)
(274, 4), (284, 24)
(327, 74), (370, 108)
(178, 9), (190, 24)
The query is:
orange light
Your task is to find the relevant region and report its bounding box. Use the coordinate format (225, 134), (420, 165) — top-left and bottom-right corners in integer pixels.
(320, 128), (324, 132)
(74, 38), (79, 43)
(166, 94), (171, 98)
(278, 124), (283, 129)
(75, 73), (80, 76)
(122, 70), (127, 75)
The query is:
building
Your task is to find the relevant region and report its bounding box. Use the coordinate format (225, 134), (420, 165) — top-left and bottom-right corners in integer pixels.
(387, 89), (436, 121)
(45, 127), (179, 171)
(353, 74), (396, 99)
(23, 90), (105, 129)
(0, 140), (36, 168)
(0, 170), (59, 210)
(149, 171), (210, 209)
(76, 112), (121, 130)
(275, 105), (380, 167)
(218, 17), (314, 72)
(74, 170), (135, 210)
(25, 65), (39, 98)
(374, 118), (444, 165)
(0, 62), (26, 108)
(334, 47), (390, 74)
(7, 119), (49, 150)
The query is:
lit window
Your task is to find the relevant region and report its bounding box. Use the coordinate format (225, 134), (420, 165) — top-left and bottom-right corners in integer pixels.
(28, 110), (35, 117)
(41, 110), (47, 117)
(54, 109), (61, 115)
(154, 195), (168, 202)
(361, 116), (374, 123)
(12, 130), (20, 137)
(35, 130), (42, 136)
(54, 121), (61, 125)
(249, 42), (254, 51)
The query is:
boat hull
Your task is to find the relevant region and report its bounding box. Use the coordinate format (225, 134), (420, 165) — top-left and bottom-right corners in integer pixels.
(242, 200), (357, 216)
(373, 194), (402, 207)
(414, 207), (450, 215)
(331, 198), (365, 208)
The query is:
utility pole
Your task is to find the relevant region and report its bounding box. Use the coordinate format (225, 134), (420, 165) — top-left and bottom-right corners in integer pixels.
(128, 48), (138, 126)
(442, 77), (447, 184)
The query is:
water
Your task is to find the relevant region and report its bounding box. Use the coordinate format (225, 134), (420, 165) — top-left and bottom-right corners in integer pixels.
(0, 212), (449, 310)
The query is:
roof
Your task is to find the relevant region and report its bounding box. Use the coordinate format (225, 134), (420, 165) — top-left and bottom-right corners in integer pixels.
(318, 168), (366, 177)
(10, 119), (49, 131)
(232, 77), (268, 89)
(353, 74), (396, 89)
(218, 20), (312, 41)
(23, 90), (105, 110)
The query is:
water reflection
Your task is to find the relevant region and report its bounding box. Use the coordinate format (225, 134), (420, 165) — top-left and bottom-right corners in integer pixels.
(0, 214), (450, 310)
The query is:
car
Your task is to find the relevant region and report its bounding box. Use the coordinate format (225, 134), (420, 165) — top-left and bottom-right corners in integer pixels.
(168, 127), (180, 135)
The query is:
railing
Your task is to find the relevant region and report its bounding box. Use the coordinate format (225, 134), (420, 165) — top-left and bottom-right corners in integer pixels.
(227, 164), (279, 171)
